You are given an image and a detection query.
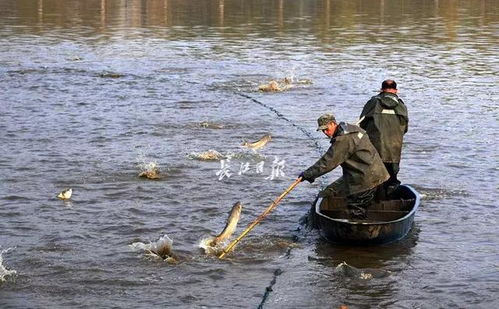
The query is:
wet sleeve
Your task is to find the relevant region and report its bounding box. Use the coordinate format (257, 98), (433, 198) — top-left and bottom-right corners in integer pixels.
(359, 99), (377, 130)
(400, 102), (409, 133)
(360, 99), (377, 119)
(403, 116), (409, 134)
(303, 138), (353, 180)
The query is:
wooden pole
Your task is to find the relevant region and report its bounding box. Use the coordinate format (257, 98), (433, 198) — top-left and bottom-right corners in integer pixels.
(218, 177), (301, 259)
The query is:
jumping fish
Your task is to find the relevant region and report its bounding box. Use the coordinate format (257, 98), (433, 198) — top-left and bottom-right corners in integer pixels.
(209, 202), (242, 247)
(242, 134), (272, 150)
(57, 188), (72, 200)
(130, 204), (243, 261)
(199, 202), (243, 255)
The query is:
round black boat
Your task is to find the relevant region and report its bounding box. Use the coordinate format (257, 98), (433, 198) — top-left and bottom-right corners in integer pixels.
(312, 185), (420, 245)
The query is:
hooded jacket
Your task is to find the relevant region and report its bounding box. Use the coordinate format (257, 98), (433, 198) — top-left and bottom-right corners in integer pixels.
(303, 123), (390, 195)
(359, 92), (408, 163)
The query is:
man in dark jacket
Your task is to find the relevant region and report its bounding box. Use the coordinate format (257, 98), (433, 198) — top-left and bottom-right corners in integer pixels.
(300, 113), (390, 219)
(359, 80), (408, 194)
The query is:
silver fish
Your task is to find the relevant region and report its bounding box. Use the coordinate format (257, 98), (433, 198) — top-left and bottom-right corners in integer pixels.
(57, 188), (72, 200)
(209, 202), (242, 247)
(242, 134), (272, 150)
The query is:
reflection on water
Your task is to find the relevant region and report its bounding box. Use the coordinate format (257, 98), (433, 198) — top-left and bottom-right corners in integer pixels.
(311, 224), (419, 268)
(1, 0), (497, 36)
(0, 0), (498, 308)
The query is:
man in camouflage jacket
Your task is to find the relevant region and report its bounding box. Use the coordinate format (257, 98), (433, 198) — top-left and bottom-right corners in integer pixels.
(300, 114), (389, 218)
(359, 80), (408, 193)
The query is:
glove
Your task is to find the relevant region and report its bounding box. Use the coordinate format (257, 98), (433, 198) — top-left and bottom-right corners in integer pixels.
(298, 172), (315, 183)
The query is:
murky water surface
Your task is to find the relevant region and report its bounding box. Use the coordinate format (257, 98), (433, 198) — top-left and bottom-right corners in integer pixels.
(1, 0), (498, 308)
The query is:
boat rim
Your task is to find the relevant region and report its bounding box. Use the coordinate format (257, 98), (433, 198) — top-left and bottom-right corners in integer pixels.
(314, 184), (420, 226)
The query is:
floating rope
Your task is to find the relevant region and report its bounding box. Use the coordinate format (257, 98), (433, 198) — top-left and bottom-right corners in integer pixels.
(236, 92), (325, 155)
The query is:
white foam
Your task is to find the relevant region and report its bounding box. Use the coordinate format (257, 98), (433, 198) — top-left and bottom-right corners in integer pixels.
(137, 159), (159, 173)
(0, 248), (16, 282)
(198, 237), (230, 256)
(187, 149), (224, 161)
(136, 152), (163, 172)
(130, 234), (174, 260)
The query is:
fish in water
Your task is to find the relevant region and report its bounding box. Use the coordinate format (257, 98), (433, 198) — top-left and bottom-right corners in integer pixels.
(138, 170), (161, 179)
(187, 149), (225, 161)
(130, 203), (242, 262)
(199, 121), (224, 129)
(200, 202), (243, 255)
(258, 80), (281, 92)
(209, 202), (242, 246)
(99, 72), (123, 78)
(130, 234), (177, 263)
(57, 188), (72, 200)
(257, 77), (298, 92)
(138, 162), (161, 179)
(242, 134), (272, 150)
(334, 261), (390, 280)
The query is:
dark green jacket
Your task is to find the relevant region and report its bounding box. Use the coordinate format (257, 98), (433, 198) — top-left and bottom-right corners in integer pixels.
(359, 92), (408, 163)
(303, 123), (389, 195)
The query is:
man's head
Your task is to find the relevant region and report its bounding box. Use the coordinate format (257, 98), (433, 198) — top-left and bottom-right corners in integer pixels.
(381, 79), (398, 93)
(317, 113), (337, 137)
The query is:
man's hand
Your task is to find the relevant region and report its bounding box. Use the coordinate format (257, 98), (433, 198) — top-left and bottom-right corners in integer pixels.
(298, 172), (315, 183)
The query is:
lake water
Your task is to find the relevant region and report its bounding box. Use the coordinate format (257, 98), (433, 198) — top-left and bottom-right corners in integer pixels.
(0, 0), (498, 308)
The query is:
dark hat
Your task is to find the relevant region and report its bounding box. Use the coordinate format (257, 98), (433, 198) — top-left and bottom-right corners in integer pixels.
(317, 113), (336, 131)
(381, 79), (397, 90)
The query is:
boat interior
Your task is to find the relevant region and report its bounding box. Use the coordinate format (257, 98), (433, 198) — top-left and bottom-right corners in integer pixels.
(318, 187), (416, 221)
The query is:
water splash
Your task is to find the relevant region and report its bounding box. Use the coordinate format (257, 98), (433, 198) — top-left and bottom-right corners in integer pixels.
(187, 149), (225, 161)
(136, 153), (163, 179)
(257, 79), (292, 92)
(0, 248), (16, 282)
(139, 161), (159, 172)
(414, 186), (469, 200)
(138, 161), (162, 179)
(198, 237), (226, 256)
(334, 261), (390, 280)
(130, 235), (177, 263)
